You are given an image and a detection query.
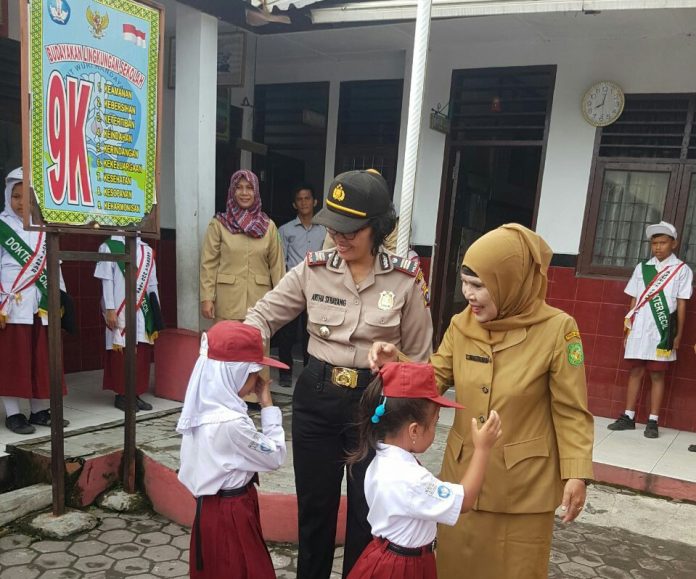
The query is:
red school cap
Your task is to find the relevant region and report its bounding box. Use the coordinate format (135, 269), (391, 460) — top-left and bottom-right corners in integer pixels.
(379, 362), (464, 409)
(206, 321), (289, 370)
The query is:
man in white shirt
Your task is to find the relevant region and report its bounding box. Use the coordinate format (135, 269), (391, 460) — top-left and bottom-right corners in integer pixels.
(276, 184), (325, 386)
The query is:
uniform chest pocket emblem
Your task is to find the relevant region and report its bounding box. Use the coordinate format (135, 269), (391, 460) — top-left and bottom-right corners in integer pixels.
(378, 291), (395, 311)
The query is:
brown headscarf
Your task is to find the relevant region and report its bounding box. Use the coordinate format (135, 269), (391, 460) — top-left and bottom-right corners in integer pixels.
(455, 224), (561, 344)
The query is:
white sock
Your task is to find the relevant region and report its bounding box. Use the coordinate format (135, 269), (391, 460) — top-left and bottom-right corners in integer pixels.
(625, 410), (636, 420)
(30, 399), (50, 413)
(1, 397), (22, 417)
(649, 414), (659, 423)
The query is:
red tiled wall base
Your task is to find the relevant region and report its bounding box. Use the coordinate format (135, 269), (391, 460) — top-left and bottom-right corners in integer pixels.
(61, 232), (178, 374)
(547, 266), (696, 432)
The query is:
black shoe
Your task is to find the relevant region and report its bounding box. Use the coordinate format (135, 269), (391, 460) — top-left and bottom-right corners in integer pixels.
(279, 372), (293, 388)
(114, 394), (140, 413)
(688, 444), (696, 452)
(136, 396), (153, 411)
(28, 409), (69, 428)
(607, 414), (636, 431)
(5, 413), (36, 435)
(644, 419), (659, 439)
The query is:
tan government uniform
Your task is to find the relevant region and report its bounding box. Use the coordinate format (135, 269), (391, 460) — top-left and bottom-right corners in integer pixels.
(245, 247), (433, 579)
(200, 218), (285, 322)
(433, 310), (594, 579)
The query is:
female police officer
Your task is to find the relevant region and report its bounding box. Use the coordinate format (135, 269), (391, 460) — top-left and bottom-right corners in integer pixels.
(244, 169), (433, 579)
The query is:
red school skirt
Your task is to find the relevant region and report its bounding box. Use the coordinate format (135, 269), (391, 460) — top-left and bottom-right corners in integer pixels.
(0, 317), (66, 399)
(189, 483), (275, 579)
(102, 344), (153, 395)
(348, 537), (437, 579)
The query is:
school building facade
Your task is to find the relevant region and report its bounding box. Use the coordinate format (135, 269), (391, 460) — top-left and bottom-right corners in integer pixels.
(2, 1), (696, 430)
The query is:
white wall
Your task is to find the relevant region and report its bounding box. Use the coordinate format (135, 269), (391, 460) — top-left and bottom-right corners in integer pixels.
(415, 16), (696, 253)
(254, 9), (696, 254)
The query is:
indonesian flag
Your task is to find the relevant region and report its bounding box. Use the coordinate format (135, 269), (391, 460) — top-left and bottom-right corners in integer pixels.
(123, 24), (146, 47)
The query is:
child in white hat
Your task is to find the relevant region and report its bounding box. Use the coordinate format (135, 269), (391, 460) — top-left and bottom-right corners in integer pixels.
(608, 221), (693, 439)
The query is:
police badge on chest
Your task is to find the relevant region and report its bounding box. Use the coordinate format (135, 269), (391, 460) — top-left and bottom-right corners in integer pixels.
(378, 291), (395, 311)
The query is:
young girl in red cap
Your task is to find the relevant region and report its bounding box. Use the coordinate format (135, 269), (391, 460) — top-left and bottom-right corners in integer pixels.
(347, 362), (501, 579)
(177, 321), (289, 579)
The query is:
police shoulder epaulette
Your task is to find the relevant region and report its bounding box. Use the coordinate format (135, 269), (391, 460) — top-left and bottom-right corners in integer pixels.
(390, 255), (419, 276)
(307, 250), (329, 266)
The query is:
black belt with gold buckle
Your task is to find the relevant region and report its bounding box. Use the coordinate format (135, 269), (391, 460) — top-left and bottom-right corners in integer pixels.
(308, 356), (373, 389)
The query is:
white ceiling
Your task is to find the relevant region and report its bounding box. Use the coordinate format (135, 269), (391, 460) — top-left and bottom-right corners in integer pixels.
(256, 8), (696, 63)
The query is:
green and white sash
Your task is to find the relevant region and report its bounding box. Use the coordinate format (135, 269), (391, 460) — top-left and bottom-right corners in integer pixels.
(104, 239), (157, 348)
(624, 262), (685, 358)
(0, 218), (48, 319)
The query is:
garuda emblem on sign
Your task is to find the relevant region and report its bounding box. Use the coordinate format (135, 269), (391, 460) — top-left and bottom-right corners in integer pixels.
(86, 7), (109, 38)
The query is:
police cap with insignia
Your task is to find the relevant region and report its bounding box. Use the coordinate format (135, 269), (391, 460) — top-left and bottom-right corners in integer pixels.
(313, 169), (392, 233)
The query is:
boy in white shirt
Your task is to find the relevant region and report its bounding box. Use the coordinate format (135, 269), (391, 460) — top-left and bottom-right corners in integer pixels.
(608, 221), (693, 438)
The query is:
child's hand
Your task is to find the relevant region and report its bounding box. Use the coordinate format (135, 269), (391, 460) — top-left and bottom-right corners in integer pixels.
(470, 410), (502, 451)
(368, 341), (398, 373)
(254, 376), (273, 408)
(105, 309), (118, 330)
(0, 315), (5, 330)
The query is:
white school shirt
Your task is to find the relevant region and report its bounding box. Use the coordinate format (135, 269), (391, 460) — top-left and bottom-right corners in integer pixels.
(0, 213), (65, 325)
(624, 254), (693, 361)
(364, 443), (464, 548)
(178, 406), (287, 497)
(94, 238), (160, 349)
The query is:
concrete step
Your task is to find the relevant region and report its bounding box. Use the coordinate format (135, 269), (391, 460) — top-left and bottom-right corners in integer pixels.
(0, 483), (51, 526)
(5, 409), (181, 508)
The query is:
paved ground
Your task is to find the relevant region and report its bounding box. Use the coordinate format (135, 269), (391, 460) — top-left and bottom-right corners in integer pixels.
(1, 505), (696, 578)
(3, 391), (696, 577)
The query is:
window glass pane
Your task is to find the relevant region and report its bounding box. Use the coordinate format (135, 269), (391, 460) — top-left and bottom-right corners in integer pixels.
(592, 170), (669, 267)
(681, 175), (696, 272)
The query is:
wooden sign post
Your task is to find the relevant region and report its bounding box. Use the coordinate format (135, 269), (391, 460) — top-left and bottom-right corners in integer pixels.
(20, 0), (163, 515)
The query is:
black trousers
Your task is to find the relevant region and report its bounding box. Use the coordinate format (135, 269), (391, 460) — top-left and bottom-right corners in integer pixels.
(292, 360), (374, 579)
(277, 311), (309, 373)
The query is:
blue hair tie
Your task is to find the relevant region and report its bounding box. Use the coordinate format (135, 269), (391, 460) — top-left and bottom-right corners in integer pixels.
(371, 397), (387, 424)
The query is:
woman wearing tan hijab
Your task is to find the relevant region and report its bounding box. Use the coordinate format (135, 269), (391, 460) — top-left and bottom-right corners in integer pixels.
(369, 224), (594, 579)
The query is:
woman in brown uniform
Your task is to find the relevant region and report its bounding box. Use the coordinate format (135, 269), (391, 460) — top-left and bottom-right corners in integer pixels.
(369, 224), (594, 579)
(200, 170), (285, 399)
(245, 169), (433, 579)
(200, 169), (285, 323)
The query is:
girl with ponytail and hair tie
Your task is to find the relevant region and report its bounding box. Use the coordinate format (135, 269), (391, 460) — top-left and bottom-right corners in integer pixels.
(346, 362), (501, 579)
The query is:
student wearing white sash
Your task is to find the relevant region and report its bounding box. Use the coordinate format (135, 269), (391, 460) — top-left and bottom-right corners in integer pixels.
(608, 221), (693, 439)
(0, 168), (69, 434)
(94, 236), (161, 411)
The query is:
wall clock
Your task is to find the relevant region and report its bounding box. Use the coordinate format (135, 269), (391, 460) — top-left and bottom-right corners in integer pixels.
(582, 81), (625, 127)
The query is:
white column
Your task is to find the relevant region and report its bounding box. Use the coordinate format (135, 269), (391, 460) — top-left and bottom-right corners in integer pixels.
(322, 80), (341, 197)
(174, 4), (217, 331)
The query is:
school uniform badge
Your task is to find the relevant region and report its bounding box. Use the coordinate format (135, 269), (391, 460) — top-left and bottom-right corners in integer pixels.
(378, 291), (395, 311)
(567, 342), (584, 366)
(437, 485), (451, 499)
